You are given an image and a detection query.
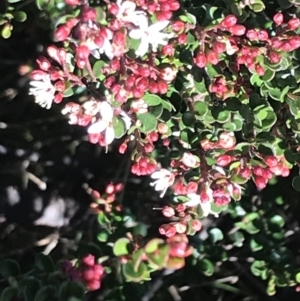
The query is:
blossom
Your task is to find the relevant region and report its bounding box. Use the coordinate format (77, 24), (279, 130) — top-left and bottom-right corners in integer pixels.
(29, 74), (55, 109)
(185, 193), (219, 217)
(116, 0), (146, 25)
(150, 168), (175, 198)
(87, 102), (131, 146)
(88, 101), (115, 145)
(85, 26), (114, 60)
(129, 17), (173, 57)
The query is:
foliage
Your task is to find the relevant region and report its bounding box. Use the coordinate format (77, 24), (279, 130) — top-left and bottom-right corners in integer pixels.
(2, 0), (300, 300)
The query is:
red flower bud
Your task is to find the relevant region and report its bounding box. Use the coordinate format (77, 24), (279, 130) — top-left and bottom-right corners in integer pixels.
(194, 52), (206, 68)
(229, 25), (246, 36)
(213, 41), (226, 54)
(206, 50), (219, 65)
(191, 219), (202, 231)
(264, 155), (278, 167)
(246, 29), (258, 40)
(221, 15), (237, 27)
(253, 176), (267, 190)
(162, 206), (176, 217)
(216, 154), (233, 167)
(172, 20), (185, 32)
(83, 268), (95, 281)
(268, 51), (281, 63)
(82, 254), (95, 267)
(54, 25), (70, 41)
(273, 12), (284, 26)
(288, 18), (300, 30)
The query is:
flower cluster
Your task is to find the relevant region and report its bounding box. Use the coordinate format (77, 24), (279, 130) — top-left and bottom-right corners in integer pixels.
(28, 0), (300, 239)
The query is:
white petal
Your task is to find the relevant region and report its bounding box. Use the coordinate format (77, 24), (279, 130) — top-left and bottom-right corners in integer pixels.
(105, 126), (115, 145)
(88, 121), (107, 134)
(120, 111), (131, 130)
(90, 49), (101, 59)
(136, 39), (149, 57)
(136, 15), (148, 30)
(100, 101), (114, 121)
(129, 29), (143, 40)
(151, 171), (163, 179)
(103, 40), (114, 60)
(148, 20), (169, 33)
(121, 1), (136, 13)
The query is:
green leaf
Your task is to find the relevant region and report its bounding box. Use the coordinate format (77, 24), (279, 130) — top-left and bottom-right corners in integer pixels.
(113, 116), (126, 139)
(1, 25), (11, 39)
(122, 261), (148, 282)
(225, 97), (241, 111)
(285, 149), (295, 164)
(35, 254), (55, 273)
(211, 108), (230, 123)
(250, 238), (263, 252)
(0, 287), (18, 301)
(19, 277), (41, 301)
(137, 113), (157, 133)
(113, 238), (131, 256)
(92, 61), (105, 80)
(198, 259), (214, 276)
(97, 229), (109, 242)
(143, 94), (162, 106)
(194, 102), (208, 119)
(12, 11), (27, 23)
(58, 281), (85, 301)
(229, 231), (245, 247)
(270, 215), (285, 227)
(35, 0), (47, 10)
(97, 211), (110, 225)
(182, 111), (195, 126)
(144, 238), (164, 254)
(208, 228), (224, 243)
(250, 260), (267, 277)
(249, 0), (265, 12)
(262, 69), (275, 82)
(147, 245), (169, 268)
(149, 104), (163, 118)
(292, 176), (300, 192)
(34, 286), (56, 301)
(0, 259), (20, 278)
(296, 272), (300, 283)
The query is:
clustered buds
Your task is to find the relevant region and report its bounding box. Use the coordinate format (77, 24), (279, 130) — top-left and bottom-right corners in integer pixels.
(81, 254), (105, 291)
(29, 0), (299, 261)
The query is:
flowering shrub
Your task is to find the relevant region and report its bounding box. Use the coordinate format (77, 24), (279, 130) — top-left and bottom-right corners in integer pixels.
(2, 0), (300, 299)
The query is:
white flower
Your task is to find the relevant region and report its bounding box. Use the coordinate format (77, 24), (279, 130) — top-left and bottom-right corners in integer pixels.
(119, 111), (131, 130)
(88, 101), (115, 145)
(150, 169), (174, 198)
(86, 26), (114, 60)
(29, 74), (55, 109)
(129, 17), (173, 57)
(116, 0), (146, 25)
(185, 193), (219, 217)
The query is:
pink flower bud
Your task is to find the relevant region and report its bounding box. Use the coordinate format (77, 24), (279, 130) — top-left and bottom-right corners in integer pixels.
(54, 25), (70, 41)
(191, 219), (202, 231)
(162, 206), (175, 217)
(194, 52), (206, 68)
(206, 50), (219, 65)
(82, 254), (95, 267)
(186, 182), (198, 194)
(216, 154), (233, 167)
(229, 25), (246, 36)
(221, 15), (237, 27)
(181, 153), (197, 168)
(288, 18), (300, 30)
(273, 12), (284, 26)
